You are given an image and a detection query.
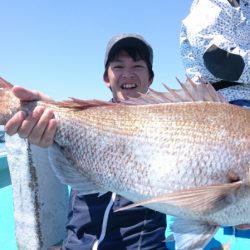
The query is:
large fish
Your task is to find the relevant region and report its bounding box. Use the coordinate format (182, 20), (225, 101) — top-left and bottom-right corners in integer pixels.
(0, 77), (250, 250)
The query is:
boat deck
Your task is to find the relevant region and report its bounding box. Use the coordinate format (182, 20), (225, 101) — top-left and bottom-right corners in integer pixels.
(0, 150), (17, 249)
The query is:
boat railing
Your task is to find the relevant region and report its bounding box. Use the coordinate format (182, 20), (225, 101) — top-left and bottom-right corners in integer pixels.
(4, 134), (69, 250)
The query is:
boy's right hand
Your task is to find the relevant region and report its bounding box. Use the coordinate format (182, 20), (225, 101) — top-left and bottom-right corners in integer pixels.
(5, 86), (57, 148)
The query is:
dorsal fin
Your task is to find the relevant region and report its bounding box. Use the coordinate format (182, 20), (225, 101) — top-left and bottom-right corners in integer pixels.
(0, 76), (227, 110)
(0, 76), (117, 110)
(122, 78), (227, 105)
(55, 98), (118, 110)
(0, 77), (14, 89)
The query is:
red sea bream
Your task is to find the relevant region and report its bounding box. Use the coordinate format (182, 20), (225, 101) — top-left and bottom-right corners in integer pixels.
(0, 77), (250, 250)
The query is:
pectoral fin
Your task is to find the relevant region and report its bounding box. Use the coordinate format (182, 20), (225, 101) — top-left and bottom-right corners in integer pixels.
(116, 181), (242, 212)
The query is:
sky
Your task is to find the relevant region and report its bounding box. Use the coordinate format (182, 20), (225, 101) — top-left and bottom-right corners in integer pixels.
(1, 0), (193, 101)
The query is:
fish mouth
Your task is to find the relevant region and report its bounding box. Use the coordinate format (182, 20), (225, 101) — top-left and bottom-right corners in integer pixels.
(121, 83), (138, 89)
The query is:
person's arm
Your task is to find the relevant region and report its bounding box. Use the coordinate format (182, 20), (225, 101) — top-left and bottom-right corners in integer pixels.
(5, 86), (57, 148)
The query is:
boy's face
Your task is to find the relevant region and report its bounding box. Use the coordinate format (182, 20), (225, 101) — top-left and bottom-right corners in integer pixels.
(104, 50), (153, 102)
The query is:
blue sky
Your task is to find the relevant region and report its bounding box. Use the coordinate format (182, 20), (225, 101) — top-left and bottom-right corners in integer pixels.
(1, 0), (193, 101)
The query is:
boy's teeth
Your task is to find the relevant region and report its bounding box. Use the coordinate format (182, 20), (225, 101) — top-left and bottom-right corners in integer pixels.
(122, 83), (136, 89)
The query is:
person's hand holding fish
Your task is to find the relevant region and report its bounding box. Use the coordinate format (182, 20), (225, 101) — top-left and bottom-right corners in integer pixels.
(1, 79), (57, 148)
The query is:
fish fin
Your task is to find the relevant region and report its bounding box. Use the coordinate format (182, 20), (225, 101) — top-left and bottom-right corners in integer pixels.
(56, 98), (117, 110)
(48, 143), (105, 195)
(97, 192), (108, 197)
(165, 233), (175, 243)
(121, 78), (227, 105)
(116, 181), (242, 213)
(0, 77), (13, 89)
(171, 217), (218, 250)
(0, 77), (117, 111)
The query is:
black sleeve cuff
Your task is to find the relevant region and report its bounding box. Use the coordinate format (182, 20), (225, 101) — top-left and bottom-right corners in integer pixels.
(203, 44), (245, 81)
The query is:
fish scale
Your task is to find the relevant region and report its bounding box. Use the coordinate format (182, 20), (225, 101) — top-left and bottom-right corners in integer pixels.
(1, 77), (250, 249)
(51, 101), (249, 196)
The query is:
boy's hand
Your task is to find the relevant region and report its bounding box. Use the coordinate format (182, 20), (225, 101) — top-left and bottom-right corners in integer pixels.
(5, 86), (57, 148)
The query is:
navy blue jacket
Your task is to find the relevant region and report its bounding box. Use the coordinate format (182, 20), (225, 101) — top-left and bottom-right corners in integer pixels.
(62, 191), (166, 250)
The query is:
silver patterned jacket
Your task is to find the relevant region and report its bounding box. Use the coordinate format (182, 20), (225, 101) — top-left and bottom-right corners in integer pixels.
(180, 0), (250, 103)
